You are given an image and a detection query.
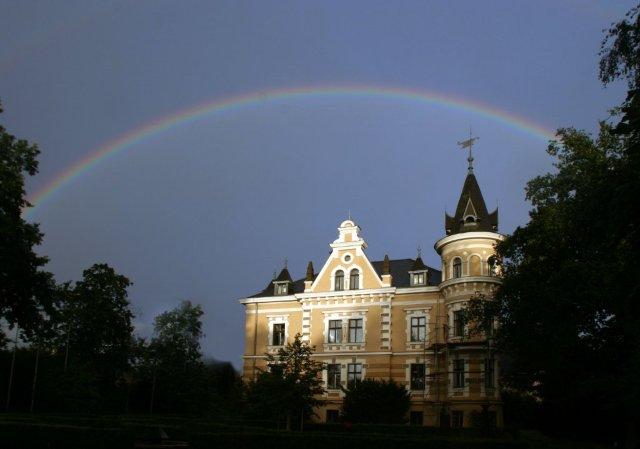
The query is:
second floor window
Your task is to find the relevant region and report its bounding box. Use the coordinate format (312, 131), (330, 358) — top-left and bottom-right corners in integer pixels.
(347, 363), (362, 383)
(453, 310), (465, 337)
(411, 316), (426, 342)
(410, 363), (425, 390)
(453, 258), (462, 278)
(348, 318), (363, 343)
(327, 364), (341, 389)
(328, 320), (342, 343)
(453, 359), (465, 388)
(272, 323), (285, 346)
(349, 269), (360, 290)
(484, 358), (495, 389)
(334, 270), (344, 291)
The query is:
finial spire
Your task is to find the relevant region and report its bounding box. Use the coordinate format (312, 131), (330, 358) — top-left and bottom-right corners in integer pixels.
(284, 258), (288, 269)
(417, 245), (422, 258)
(348, 209), (351, 221)
(457, 127), (479, 174)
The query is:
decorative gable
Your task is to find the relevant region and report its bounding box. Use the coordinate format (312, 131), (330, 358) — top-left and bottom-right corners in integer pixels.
(307, 219), (384, 293)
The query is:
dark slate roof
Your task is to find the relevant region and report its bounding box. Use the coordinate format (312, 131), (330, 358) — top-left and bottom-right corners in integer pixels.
(370, 258), (441, 288)
(274, 268), (293, 282)
(410, 256), (428, 271)
(247, 258), (442, 298)
(445, 172), (498, 235)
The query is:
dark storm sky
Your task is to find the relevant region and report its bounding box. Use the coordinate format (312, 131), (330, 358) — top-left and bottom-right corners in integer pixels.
(1, 0), (633, 367)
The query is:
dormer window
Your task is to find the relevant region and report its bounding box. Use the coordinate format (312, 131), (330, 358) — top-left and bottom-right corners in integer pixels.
(334, 270), (344, 291)
(349, 269), (360, 290)
(410, 271), (427, 286)
(274, 282), (289, 296)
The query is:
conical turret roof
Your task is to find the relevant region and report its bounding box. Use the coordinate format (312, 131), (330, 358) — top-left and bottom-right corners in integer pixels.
(445, 172), (498, 235)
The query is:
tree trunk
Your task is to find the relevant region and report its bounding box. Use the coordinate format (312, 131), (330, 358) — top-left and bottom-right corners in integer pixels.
(149, 362), (157, 414)
(5, 326), (19, 412)
(286, 412), (291, 431)
(30, 346), (40, 413)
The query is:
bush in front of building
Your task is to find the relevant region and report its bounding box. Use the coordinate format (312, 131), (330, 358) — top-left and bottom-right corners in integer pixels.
(340, 379), (410, 424)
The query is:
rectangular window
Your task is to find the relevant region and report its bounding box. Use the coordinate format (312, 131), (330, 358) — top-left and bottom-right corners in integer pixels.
(348, 318), (364, 343)
(347, 363), (362, 383)
(328, 320), (342, 343)
(275, 283), (288, 295)
(410, 363), (426, 390)
(453, 359), (465, 388)
(453, 310), (465, 337)
(326, 409), (340, 423)
(411, 272), (425, 286)
(484, 358), (495, 389)
(451, 410), (464, 428)
(327, 364), (341, 389)
(272, 323), (285, 346)
(409, 411), (423, 426)
(410, 316), (426, 342)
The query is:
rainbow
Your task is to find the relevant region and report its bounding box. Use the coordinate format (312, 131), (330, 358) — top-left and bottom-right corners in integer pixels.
(25, 85), (556, 217)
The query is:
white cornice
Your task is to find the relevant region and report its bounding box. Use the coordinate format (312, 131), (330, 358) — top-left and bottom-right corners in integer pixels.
(434, 231), (505, 253)
(296, 287), (396, 300)
(239, 296), (298, 304)
(439, 275), (502, 290)
(395, 286), (440, 294)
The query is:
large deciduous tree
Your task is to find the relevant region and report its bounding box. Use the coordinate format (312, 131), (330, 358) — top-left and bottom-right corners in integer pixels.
(472, 5), (640, 445)
(61, 263), (134, 371)
(0, 103), (55, 342)
(245, 333), (325, 430)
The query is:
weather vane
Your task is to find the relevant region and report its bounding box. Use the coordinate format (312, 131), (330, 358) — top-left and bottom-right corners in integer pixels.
(457, 128), (479, 173)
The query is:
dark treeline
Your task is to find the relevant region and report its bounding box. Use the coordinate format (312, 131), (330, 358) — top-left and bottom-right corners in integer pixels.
(0, 278), (240, 415)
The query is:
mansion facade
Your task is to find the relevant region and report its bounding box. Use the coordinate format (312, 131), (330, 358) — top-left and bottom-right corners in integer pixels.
(239, 168), (503, 427)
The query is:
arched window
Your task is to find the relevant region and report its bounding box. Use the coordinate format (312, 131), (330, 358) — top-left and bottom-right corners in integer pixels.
(465, 216), (476, 223)
(334, 270), (344, 291)
(488, 256), (498, 276)
(452, 258), (462, 278)
(349, 269), (360, 290)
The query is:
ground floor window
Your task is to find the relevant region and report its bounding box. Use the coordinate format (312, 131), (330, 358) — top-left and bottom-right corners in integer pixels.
(453, 359), (465, 388)
(409, 411), (423, 426)
(451, 410), (464, 428)
(326, 409), (340, 423)
(347, 363), (362, 384)
(410, 363), (426, 390)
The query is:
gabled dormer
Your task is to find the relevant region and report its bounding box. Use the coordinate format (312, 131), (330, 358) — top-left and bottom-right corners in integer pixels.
(408, 254), (429, 287)
(273, 265), (293, 296)
(445, 172), (498, 235)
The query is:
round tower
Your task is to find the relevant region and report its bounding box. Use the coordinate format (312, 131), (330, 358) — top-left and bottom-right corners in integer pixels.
(435, 170), (504, 302)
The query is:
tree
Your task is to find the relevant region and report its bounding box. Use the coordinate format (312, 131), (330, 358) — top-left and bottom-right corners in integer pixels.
(467, 6), (640, 444)
(245, 334), (325, 430)
(0, 102), (56, 342)
(341, 379), (410, 424)
(141, 300), (210, 414)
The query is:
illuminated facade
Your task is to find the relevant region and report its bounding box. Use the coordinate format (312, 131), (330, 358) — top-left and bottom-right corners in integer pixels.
(239, 168), (503, 427)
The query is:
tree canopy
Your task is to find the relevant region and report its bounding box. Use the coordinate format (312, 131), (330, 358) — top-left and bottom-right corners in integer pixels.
(0, 103), (55, 342)
(341, 379), (410, 424)
(470, 4), (640, 443)
(245, 334), (325, 430)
